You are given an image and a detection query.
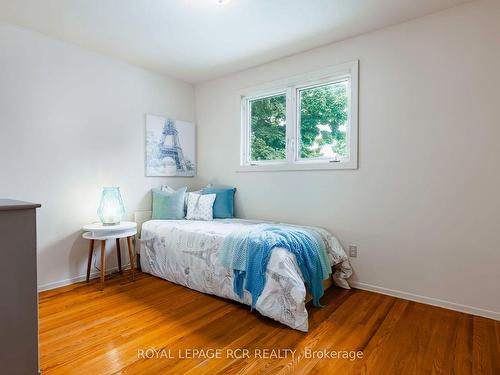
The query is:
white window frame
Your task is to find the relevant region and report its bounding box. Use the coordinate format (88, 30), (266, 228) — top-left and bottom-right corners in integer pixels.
(238, 60), (358, 172)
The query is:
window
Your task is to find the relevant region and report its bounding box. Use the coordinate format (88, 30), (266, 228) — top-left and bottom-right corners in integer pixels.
(249, 93), (286, 162)
(240, 61), (358, 171)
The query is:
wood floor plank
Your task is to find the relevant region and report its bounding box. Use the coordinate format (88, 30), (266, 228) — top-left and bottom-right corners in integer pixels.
(472, 316), (500, 375)
(38, 272), (499, 375)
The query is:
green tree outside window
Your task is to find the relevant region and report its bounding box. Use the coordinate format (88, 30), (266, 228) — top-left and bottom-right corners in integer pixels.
(249, 81), (348, 161)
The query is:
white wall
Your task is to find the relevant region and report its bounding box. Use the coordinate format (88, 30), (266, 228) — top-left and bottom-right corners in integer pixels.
(0, 23), (196, 289)
(195, 0), (500, 318)
(1, 1), (498, 318)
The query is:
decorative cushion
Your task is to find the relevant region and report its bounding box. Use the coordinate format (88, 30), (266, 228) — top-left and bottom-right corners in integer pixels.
(161, 184), (213, 215)
(160, 185), (177, 193)
(161, 184), (212, 193)
(152, 187), (187, 220)
(201, 187), (236, 218)
(186, 193), (216, 221)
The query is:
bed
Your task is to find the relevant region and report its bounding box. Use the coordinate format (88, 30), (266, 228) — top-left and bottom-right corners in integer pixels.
(139, 218), (352, 332)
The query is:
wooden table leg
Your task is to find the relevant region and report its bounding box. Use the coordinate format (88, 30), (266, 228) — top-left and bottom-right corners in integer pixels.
(86, 239), (94, 282)
(100, 240), (106, 290)
(116, 238), (122, 274)
(126, 236), (135, 281)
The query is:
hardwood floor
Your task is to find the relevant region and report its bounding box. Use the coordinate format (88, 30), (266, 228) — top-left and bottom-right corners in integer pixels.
(39, 271), (500, 374)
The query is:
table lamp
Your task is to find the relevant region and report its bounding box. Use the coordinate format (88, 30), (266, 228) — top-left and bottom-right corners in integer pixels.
(97, 187), (125, 225)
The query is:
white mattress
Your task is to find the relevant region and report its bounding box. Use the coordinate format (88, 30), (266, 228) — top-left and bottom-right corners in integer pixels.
(140, 219), (351, 331)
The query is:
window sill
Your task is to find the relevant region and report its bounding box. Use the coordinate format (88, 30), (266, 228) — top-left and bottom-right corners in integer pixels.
(236, 161), (358, 172)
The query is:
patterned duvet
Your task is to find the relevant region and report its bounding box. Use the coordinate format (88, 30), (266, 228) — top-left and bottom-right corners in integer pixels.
(140, 219), (352, 331)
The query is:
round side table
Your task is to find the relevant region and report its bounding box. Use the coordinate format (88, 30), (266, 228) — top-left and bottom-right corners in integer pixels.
(82, 221), (137, 290)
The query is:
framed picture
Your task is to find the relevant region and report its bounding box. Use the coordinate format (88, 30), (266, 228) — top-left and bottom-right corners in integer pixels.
(145, 114), (196, 177)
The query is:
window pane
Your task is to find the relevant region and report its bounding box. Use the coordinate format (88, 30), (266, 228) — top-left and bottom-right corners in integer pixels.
(298, 81), (349, 160)
(249, 94), (286, 161)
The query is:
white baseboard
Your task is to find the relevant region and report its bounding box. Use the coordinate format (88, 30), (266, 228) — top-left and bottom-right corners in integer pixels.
(38, 264), (131, 292)
(350, 281), (500, 321)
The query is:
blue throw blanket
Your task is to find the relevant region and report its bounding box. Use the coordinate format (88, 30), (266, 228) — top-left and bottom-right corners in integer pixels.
(220, 224), (331, 308)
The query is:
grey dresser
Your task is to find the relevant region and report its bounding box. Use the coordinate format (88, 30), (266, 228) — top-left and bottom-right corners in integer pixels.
(0, 200), (41, 375)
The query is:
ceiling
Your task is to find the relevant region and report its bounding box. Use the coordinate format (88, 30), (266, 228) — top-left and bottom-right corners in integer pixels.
(0, 0), (471, 83)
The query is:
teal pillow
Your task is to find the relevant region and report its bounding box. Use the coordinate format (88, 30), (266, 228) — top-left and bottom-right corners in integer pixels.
(152, 187), (187, 220)
(201, 187), (236, 218)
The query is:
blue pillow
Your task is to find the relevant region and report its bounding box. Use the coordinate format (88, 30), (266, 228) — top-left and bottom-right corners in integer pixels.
(201, 187), (236, 218)
(152, 187), (187, 220)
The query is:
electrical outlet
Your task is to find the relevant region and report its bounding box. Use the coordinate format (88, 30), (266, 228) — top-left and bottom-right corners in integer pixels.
(349, 245), (358, 258)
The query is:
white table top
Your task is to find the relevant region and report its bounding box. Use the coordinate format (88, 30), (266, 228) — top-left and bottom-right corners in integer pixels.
(82, 221), (136, 232)
(82, 221), (137, 240)
(82, 229), (137, 240)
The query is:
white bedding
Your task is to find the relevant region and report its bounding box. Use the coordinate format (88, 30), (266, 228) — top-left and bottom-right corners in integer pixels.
(140, 219), (352, 331)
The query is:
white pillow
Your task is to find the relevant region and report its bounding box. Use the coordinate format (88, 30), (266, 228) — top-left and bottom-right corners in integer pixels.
(161, 184), (213, 213)
(161, 183), (212, 193)
(160, 184), (177, 193)
(186, 193), (216, 221)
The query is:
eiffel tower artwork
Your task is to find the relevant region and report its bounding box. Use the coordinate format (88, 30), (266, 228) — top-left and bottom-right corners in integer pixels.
(146, 115), (196, 177)
(159, 119), (186, 172)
